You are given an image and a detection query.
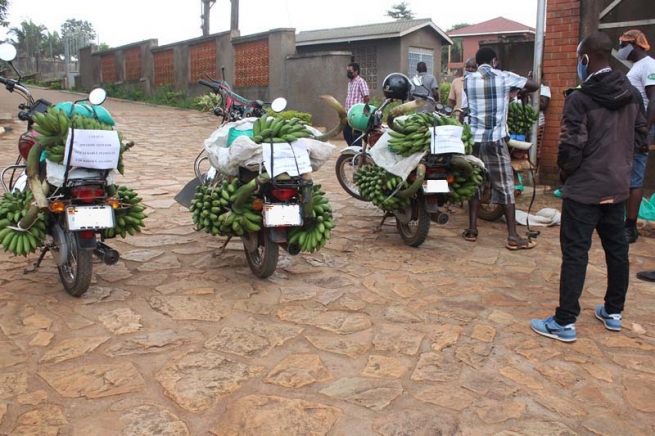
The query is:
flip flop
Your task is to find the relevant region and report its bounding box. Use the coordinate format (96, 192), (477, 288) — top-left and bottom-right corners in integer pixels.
(636, 270), (655, 282)
(462, 229), (478, 242)
(506, 236), (536, 250)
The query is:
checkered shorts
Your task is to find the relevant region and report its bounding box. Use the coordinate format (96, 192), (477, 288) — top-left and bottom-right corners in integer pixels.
(473, 139), (515, 204)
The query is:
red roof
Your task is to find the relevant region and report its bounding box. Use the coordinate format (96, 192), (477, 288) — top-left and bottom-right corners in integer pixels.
(448, 17), (535, 37)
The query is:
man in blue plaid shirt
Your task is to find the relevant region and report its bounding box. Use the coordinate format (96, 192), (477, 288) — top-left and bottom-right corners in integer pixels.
(462, 47), (539, 250)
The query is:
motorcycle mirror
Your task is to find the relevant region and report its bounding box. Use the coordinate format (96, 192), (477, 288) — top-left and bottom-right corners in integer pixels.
(270, 97), (287, 113)
(88, 88), (107, 105)
(0, 43), (17, 62)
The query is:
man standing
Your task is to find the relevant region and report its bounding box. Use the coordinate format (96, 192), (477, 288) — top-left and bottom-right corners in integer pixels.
(449, 58), (477, 110)
(531, 32), (647, 342)
(343, 62), (370, 146)
(412, 61), (439, 112)
(615, 30), (655, 244)
(462, 47), (539, 249)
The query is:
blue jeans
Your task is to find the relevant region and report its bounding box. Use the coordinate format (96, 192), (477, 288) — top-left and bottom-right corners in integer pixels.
(343, 124), (362, 146)
(630, 126), (655, 188)
(555, 198), (629, 325)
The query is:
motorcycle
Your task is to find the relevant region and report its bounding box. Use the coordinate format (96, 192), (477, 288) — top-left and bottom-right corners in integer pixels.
(0, 42), (135, 297)
(177, 74), (346, 278)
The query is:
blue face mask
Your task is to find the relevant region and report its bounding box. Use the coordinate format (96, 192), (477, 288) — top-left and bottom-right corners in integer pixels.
(577, 54), (589, 81)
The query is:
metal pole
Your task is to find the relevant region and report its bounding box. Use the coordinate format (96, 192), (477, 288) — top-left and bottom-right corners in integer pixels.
(530, 0), (547, 171)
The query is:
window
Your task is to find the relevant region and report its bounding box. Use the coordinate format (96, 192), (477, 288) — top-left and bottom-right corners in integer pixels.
(408, 47), (434, 76)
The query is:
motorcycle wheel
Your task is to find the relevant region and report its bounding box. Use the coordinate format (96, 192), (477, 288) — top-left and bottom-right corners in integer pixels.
(244, 230), (279, 279)
(335, 153), (373, 201)
(477, 181), (504, 222)
(57, 233), (93, 297)
(396, 195), (430, 247)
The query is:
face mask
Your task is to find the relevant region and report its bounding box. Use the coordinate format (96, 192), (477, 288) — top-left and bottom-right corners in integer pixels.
(347, 71), (354, 79)
(492, 59), (499, 69)
(577, 54), (589, 81)
(617, 44), (634, 61)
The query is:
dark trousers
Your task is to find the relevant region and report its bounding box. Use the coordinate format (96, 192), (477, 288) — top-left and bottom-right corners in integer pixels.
(343, 124), (362, 146)
(555, 198), (629, 325)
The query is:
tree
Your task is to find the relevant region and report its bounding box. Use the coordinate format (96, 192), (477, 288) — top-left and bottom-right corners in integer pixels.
(41, 30), (64, 59)
(61, 18), (96, 56)
(9, 19), (46, 71)
(448, 23), (471, 32)
(386, 2), (414, 20)
(0, 0), (9, 28)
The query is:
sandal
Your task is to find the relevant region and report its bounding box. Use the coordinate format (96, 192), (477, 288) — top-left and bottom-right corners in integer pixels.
(462, 229), (478, 242)
(506, 236), (537, 250)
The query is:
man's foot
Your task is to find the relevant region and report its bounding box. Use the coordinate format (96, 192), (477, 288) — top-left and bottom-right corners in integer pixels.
(594, 305), (622, 331)
(462, 228), (478, 242)
(636, 270), (655, 282)
(530, 316), (576, 342)
(506, 236), (536, 250)
(624, 226), (639, 243)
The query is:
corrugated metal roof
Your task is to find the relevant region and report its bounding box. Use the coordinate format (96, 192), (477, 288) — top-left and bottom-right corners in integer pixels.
(296, 18), (452, 46)
(448, 17), (535, 37)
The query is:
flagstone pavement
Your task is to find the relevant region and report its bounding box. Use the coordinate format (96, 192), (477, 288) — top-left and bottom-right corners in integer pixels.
(0, 89), (654, 435)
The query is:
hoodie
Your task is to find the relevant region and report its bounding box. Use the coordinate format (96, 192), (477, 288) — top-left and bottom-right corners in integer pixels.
(558, 69), (648, 204)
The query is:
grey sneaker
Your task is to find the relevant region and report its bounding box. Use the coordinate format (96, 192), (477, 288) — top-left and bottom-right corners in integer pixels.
(595, 305), (621, 331)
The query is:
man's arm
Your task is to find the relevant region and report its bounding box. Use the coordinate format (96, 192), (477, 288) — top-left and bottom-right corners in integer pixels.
(360, 79), (370, 104)
(557, 94), (588, 180)
(448, 80), (457, 107)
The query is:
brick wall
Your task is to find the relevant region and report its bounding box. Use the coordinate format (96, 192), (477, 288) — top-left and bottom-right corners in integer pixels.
(101, 55), (116, 83)
(540, 0), (581, 185)
(190, 40), (217, 83)
(234, 39), (269, 87)
(125, 47), (142, 82)
(153, 50), (175, 86)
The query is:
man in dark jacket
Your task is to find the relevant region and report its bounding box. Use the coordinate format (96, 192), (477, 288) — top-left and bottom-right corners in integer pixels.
(531, 32), (648, 342)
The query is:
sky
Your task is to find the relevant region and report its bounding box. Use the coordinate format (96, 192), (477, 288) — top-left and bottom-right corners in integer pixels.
(1, 0), (539, 47)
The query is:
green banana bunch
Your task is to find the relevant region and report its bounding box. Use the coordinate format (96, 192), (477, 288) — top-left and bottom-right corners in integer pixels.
(353, 165), (412, 211)
(251, 116), (315, 144)
(33, 107), (129, 174)
(286, 184), (335, 253)
(448, 164), (485, 203)
(507, 102), (539, 136)
(103, 186), (148, 238)
(388, 112), (475, 156)
(0, 190), (47, 257)
(190, 177), (263, 237)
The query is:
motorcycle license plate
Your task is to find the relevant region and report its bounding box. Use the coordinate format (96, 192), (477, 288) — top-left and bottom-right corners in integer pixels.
(66, 205), (115, 230)
(422, 180), (450, 193)
(263, 204), (302, 227)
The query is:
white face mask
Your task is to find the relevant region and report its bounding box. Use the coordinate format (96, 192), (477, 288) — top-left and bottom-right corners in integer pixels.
(617, 44), (634, 61)
(492, 59), (499, 69)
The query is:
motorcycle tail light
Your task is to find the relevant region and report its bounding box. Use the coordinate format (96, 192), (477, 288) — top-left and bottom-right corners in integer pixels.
(78, 230), (95, 239)
(71, 187), (105, 203)
(447, 175), (455, 184)
(18, 133), (36, 160)
(49, 201), (66, 213)
(271, 188), (297, 202)
(251, 198), (264, 211)
(426, 167), (446, 175)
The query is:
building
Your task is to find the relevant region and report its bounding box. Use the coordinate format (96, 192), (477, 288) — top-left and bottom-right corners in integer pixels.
(447, 17), (535, 75)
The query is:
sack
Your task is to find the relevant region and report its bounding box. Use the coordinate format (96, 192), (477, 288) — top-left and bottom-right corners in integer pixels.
(639, 194), (655, 221)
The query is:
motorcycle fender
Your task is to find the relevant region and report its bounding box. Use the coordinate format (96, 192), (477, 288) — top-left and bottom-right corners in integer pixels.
(241, 233), (259, 253)
(77, 234), (98, 250)
(339, 146), (363, 156)
(269, 227), (287, 243)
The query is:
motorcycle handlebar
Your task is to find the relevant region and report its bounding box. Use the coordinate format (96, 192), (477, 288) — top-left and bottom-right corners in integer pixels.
(198, 79), (220, 91)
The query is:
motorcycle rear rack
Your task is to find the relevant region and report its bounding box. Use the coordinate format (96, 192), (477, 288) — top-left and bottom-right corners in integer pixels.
(1, 164), (26, 192)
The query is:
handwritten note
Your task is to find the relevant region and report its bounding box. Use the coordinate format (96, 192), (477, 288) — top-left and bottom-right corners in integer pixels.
(430, 125), (465, 155)
(262, 142), (312, 177)
(63, 128), (121, 170)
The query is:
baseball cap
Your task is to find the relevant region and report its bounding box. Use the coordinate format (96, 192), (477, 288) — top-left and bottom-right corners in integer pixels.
(619, 29), (650, 51)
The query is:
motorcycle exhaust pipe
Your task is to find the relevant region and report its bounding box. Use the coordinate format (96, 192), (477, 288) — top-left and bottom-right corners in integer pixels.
(94, 242), (120, 265)
(431, 211), (450, 225)
(286, 243), (301, 256)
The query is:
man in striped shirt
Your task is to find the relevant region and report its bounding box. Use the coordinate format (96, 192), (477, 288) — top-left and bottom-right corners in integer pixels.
(344, 62), (370, 146)
(462, 47), (539, 249)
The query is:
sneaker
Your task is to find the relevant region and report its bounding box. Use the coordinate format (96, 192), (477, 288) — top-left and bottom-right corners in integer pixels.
(531, 316), (577, 342)
(595, 305), (622, 331)
(624, 226), (639, 243)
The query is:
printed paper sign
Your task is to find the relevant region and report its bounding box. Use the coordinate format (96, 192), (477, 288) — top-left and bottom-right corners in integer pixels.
(430, 125), (465, 155)
(262, 141), (312, 177)
(63, 128), (121, 170)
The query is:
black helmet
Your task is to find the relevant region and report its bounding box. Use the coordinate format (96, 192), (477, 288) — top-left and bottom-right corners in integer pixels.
(382, 73), (411, 100)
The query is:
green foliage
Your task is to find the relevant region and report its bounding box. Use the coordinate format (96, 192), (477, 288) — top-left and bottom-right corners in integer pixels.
(265, 109), (312, 124)
(386, 2), (414, 20)
(193, 93), (223, 112)
(1, 0), (9, 27)
(439, 83), (451, 106)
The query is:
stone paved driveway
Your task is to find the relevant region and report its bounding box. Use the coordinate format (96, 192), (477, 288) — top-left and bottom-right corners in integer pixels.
(1, 89), (654, 435)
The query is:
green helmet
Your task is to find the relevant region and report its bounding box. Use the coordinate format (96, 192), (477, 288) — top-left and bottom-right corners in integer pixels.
(347, 103), (377, 131)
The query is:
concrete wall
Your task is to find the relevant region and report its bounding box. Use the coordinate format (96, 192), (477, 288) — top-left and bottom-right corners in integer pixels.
(286, 51), (352, 128)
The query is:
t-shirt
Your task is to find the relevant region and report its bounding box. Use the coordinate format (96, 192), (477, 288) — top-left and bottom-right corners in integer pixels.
(413, 72), (438, 112)
(627, 56), (655, 109)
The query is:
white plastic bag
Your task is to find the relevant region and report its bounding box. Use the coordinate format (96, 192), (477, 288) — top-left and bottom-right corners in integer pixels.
(45, 159), (116, 187)
(369, 130), (426, 180)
